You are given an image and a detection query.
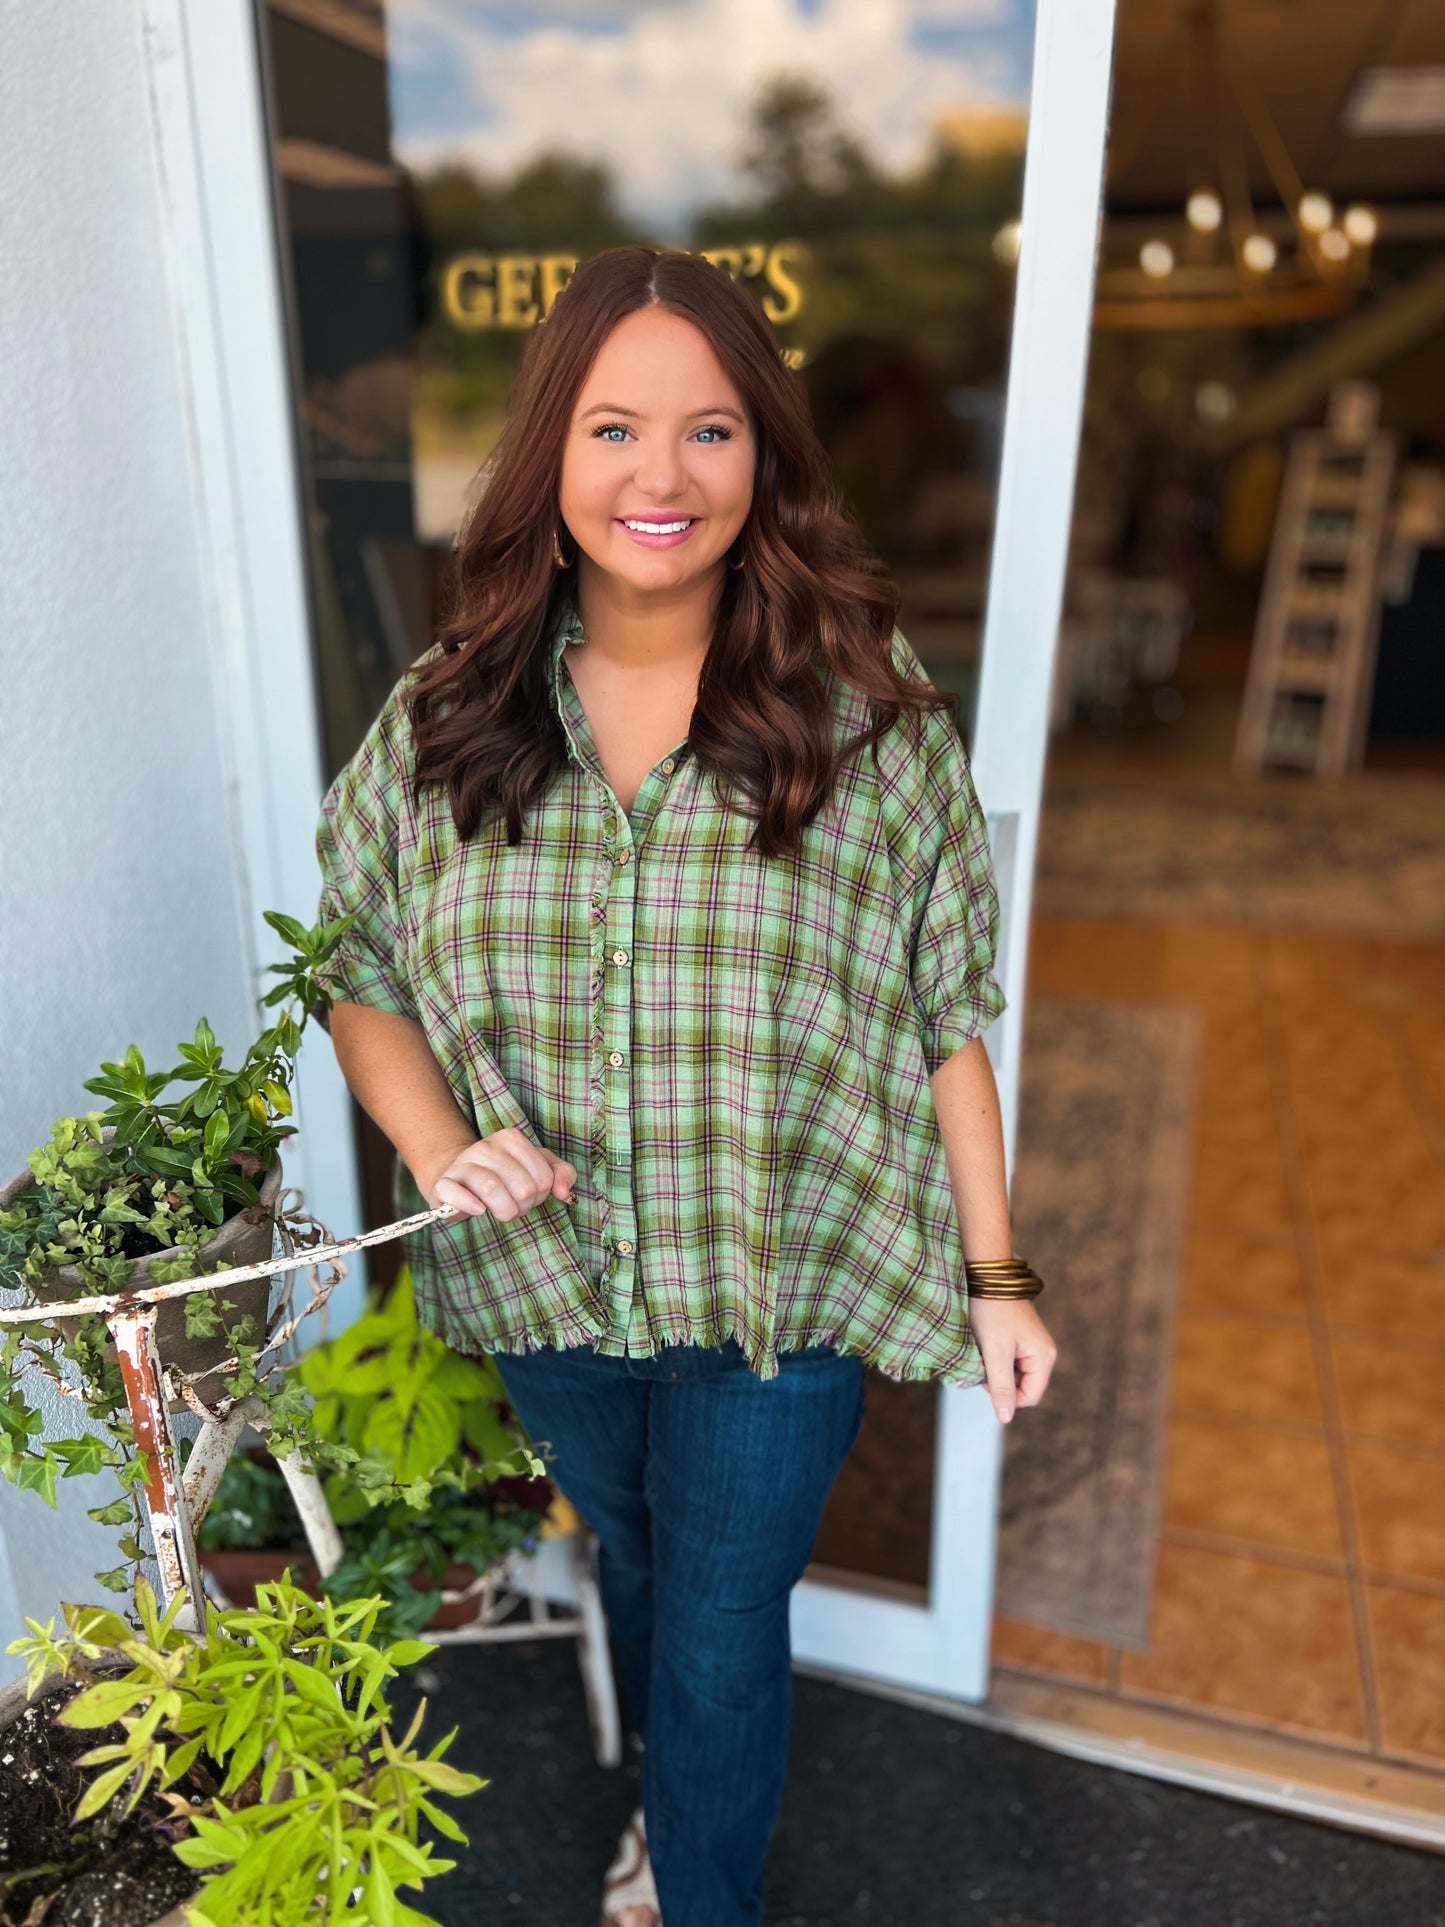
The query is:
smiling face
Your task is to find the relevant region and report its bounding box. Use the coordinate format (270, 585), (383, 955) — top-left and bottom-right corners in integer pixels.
(558, 306), (755, 601)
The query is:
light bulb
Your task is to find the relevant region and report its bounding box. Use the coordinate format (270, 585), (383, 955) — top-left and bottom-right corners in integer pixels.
(1195, 381), (1236, 425)
(1186, 189), (1223, 233)
(1343, 204), (1377, 246)
(1318, 227), (1350, 262)
(1298, 192), (1333, 234)
(1241, 233), (1277, 273)
(1140, 239), (1175, 278)
(992, 220), (1022, 266)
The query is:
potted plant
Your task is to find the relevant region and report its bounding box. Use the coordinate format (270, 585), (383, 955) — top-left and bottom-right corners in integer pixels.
(0, 912), (352, 1592)
(196, 1268), (556, 1641)
(3, 1575), (484, 1927)
(0, 913), (509, 1922)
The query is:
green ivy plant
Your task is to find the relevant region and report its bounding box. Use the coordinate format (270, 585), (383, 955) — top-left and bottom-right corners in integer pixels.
(0, 911), (353, 1591)
(8, 1575), (484, 1927)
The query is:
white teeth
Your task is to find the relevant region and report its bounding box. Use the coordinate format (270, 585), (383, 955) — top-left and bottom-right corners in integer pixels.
(623, 518), (692, 534)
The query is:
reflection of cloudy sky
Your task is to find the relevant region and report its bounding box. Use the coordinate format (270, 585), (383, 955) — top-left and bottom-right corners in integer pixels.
(385, 0), (1035, 234)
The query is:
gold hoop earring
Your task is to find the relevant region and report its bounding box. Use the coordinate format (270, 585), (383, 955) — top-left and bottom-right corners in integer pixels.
(552, 526), (575, 569)
(727, 540), (746, 572)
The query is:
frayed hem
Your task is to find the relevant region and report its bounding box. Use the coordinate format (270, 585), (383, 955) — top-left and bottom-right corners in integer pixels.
(430, 1307), (984, 1389)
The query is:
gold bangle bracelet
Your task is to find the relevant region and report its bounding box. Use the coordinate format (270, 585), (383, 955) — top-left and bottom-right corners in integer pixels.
(965, 1256), (1045, 1299)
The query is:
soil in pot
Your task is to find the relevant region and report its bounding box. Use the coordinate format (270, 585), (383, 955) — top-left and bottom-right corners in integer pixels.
(0, 1680), (203, 1927)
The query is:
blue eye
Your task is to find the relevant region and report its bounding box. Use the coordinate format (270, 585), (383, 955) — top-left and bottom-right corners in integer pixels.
(694, 424), (733, 443)
(592, 422), (631, 442)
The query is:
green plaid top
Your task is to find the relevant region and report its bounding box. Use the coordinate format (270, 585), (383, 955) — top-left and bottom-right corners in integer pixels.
(315, 611), (1007, 1385)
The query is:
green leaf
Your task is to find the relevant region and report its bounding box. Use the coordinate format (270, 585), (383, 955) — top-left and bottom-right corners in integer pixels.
(159, 1735), (204, 1790)
(262, 1079), (293, 1118)
(403, 1756), (484, 1795)
(263, 910), (311, 949)
(418, 1800), (467, 1844)
(283, 1657), (340, 1710)
(385, 1640), (437, 1671)
(94, 1565), (132, 1593)
(366, 1858), (398, 1927)
(220, 1719), (265, 1794)
(73, 1754), (138, 1822)
(86, 1499), (134, 1527)
(204, 1109), (230, 1159)
(60, 1677), (147, 1727)
(64, 1604), (131, 1648)
(216, 1680), (262, 1756)
(185, 1291), (224, 1339)
(16, 1455), (58, 1508)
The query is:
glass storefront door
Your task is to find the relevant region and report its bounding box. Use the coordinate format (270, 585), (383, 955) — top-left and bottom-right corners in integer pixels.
(257, 0), (1113, 1697)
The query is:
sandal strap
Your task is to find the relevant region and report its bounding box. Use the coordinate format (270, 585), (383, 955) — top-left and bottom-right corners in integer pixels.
(601, 1810), (658, 1917)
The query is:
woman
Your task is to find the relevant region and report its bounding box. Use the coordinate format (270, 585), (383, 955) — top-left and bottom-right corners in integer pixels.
(316, 245), (1057, 1927)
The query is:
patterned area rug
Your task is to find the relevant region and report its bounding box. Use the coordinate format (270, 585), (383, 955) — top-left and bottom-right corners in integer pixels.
(1035, 772), (1445, 937)
(994, 997), (1203, 1649)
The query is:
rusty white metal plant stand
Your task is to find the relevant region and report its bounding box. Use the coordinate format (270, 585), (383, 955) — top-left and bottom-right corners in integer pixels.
(0, 1201), (622, 1768)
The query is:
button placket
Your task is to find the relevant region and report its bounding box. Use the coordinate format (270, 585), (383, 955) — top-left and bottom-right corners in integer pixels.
(560, 648), (675, 1338)
(594, 801), (639, 1321)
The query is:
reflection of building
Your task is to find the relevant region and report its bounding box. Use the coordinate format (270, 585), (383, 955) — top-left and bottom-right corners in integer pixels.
(934, 103), (1028, 154)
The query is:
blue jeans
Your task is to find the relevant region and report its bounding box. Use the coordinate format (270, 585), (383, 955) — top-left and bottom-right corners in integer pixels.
(494, 1338), (866, 1927)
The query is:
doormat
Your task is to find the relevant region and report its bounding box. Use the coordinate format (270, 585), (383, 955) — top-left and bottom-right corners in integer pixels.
(994, 996), (1202, 1650)
(392, 1638), (1443, 1927)
(1034, 771), (1445, 937)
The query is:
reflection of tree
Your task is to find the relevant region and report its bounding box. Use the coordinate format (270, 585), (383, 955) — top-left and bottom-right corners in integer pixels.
(701, 75), (1021, 381)
(699, 76), (1024, 565)
(409, 155), (634, 424)
(741, 76), (874, 204)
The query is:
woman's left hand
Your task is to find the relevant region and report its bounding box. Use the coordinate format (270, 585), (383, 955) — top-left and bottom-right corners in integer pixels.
(968, 1298), (1057, 1426)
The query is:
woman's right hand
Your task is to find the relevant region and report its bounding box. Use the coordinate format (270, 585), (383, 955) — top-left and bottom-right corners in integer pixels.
(417, 1128), (578, 1221)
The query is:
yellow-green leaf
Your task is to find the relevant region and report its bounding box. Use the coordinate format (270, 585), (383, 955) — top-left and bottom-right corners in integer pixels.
(73, 1756), (137, 1822)
(59, 1679), (145, 1728)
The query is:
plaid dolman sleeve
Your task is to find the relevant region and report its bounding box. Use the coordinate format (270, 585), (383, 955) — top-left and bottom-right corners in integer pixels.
(314, 690), (418, 1021)
(877, 640), (1008, 1076)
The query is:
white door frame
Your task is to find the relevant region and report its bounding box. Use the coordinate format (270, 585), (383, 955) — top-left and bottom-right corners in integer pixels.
(791, 0), (1117, 1699)
(151, 0), (1116, 1701)
(138, 0), (364, 1329)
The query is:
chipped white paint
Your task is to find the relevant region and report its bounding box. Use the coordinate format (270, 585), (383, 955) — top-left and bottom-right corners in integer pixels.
(181, 1396), (268, 1525)
(0, 1206), (457, 1329)
(273, 1447), (343, 1579)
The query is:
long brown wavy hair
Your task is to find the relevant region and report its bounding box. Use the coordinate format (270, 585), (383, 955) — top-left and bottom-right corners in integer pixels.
(408, 244), (957, 858)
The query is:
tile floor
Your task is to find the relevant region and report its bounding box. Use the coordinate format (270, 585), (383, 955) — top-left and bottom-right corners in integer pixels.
(991, 913), (1445, 1779)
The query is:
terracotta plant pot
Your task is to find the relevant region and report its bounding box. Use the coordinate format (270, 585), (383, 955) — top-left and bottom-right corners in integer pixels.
(425, 1561), (486, 1629)
(0, 1668), (193, 1927)
(197, 1545), (320, 1610)
(199, 1547), (488, 1629)
(0, 1149), (282, 1396)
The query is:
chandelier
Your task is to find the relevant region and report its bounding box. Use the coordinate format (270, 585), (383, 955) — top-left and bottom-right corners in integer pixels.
(1107, 1), (1378, 317)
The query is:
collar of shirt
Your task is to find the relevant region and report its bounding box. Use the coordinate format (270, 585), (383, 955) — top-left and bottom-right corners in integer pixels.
(546, 604), (695, 806)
